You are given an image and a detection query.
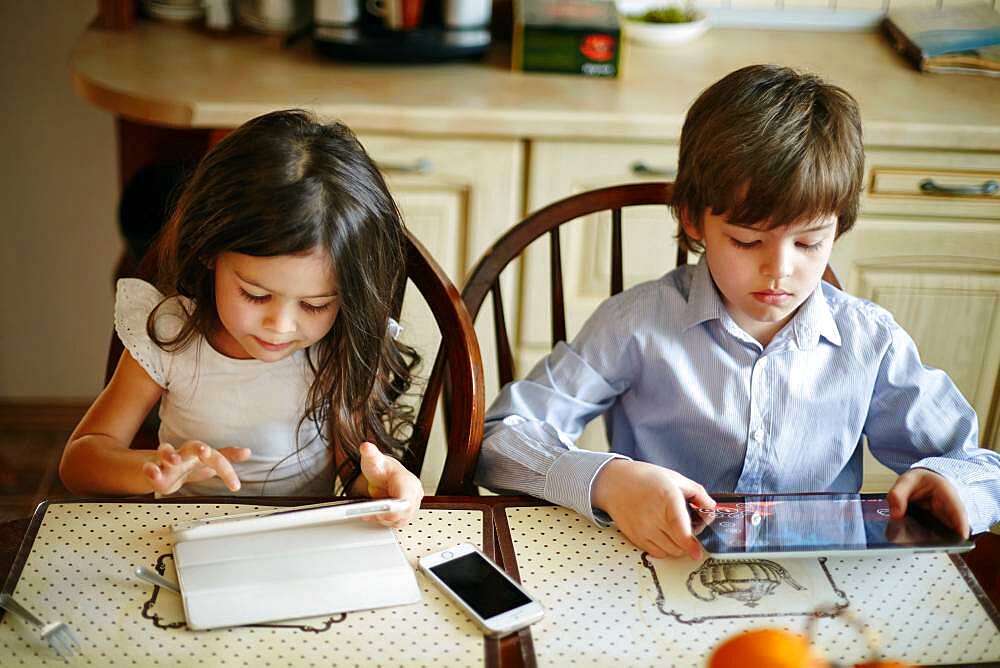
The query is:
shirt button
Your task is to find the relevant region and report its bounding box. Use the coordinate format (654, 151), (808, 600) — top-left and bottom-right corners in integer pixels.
(753, 429), (765, 442)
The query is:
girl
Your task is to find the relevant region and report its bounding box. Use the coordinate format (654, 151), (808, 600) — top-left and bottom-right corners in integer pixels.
(60, 110), (424, 527)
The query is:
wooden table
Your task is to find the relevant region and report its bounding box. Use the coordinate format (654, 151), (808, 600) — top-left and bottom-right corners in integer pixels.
(2, 496), (997, 666)
(0, 496), (528, 668)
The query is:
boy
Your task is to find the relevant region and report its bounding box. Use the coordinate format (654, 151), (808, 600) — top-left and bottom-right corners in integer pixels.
(474, 64), (1000, 560)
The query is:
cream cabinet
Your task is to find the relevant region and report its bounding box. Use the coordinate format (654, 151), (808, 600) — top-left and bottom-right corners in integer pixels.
(521, 140), (684, 372)
(358, 134), (524, 490)
(834, 148), (1000, 490)
(520, 140), (1000, 489)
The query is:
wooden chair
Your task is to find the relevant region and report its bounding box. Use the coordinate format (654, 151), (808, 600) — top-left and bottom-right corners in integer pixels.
(461, 181), (842, 388)
(105, 231), (486, 495)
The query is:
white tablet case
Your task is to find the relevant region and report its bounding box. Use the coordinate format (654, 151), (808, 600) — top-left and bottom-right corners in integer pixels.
(173, 518), (420, 630)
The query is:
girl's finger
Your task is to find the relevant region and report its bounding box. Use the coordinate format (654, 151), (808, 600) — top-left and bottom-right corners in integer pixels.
(157, 442), (181, 465)
(219, 447), (252, 463)
(198, 447), (242, 492)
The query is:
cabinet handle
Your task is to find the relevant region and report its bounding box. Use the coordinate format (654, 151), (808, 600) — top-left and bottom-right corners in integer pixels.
(377, 158), (432, 175)
(918, 178), (999, 196)
(630, 161), (676, 177)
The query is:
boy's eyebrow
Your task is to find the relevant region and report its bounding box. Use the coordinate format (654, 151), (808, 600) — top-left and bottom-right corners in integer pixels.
(234, 270), (338, 299)
(722, 220), (837, 234)
(793, 220), (837, 234)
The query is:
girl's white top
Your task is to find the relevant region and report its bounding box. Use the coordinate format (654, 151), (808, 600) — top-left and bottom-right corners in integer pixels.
(114, 278), (334, 497)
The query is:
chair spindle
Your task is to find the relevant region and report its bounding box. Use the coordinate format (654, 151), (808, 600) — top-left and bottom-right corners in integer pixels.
(611, 207), (623, 295)
(491, 281), (516, 386)
(550, 227), (567, 345)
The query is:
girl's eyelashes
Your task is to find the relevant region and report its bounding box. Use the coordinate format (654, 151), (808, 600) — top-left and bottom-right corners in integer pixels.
(240, 287), (334, 314)
(300, 301), (334, 314)
(239, 287), (269, 304)
(796, 240), (825, 252)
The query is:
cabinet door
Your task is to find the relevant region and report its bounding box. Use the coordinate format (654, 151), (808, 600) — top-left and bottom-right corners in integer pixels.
(831, 217), (1000, 490)
(524, 140), (683, 371)
(358, 134), (524, 490)
(524, 140), (683, 453)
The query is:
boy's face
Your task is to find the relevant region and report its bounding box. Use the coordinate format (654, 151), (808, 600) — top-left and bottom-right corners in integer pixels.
(682, 209), (837, 346)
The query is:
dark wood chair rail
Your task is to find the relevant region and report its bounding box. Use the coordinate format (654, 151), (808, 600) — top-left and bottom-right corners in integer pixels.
(460, 181), (841, 388)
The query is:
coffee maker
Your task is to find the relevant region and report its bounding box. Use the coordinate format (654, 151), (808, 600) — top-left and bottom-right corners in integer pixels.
(314, 0), (492, 61)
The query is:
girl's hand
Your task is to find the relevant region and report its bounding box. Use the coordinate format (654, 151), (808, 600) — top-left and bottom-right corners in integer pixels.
(358, 441), (423, 528)
(142, 441), (252, 495)
(888, 468), (970, 539)
(592, 459), (716, 560)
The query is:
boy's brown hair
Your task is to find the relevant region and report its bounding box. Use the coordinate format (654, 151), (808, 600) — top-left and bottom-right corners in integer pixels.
(672, 64), (865, 253)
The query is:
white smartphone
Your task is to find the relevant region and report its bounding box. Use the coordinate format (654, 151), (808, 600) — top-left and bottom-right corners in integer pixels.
(419, 543), (544, 637)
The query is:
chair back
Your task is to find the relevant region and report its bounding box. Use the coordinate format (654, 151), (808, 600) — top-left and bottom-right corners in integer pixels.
(105, 231), (486, 495)
(461, 181), (842, 388)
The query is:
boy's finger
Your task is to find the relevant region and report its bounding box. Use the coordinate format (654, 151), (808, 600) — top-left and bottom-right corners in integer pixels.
(664, 489), (701, 559)
(685, 483), (716, 511)
(653, 528), (689, 558)
(887, 474), (916, 519)
(932, 484), (970, 539)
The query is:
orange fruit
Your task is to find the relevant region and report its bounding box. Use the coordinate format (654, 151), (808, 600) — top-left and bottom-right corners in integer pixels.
(709, 628), (829, 668)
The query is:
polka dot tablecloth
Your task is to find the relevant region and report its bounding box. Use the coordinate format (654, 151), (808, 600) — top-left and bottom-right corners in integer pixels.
(500, 505), (1000, 667)
(1, 501), (492, 667)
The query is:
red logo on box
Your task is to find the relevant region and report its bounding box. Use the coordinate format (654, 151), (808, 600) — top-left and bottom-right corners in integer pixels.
(580, 34), (616, 62)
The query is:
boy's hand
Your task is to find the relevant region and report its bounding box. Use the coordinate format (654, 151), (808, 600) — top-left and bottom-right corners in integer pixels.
(592, 459), (716, 560)
(888, 468), (970, 538)
(359, 442), (423, 528)
(142, 441), (251, 495)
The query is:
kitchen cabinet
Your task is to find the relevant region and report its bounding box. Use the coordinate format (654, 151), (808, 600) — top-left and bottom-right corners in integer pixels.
(833, 149), (1000, 489)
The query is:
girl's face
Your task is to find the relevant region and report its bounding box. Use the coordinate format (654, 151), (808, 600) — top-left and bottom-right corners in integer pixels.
(682, 209), (837, 347)
(211, 248), (339, 361)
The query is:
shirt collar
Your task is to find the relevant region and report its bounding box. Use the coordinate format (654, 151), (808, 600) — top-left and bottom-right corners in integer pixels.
(681, 258), (726, 332)
(789, 283), (842, 349)
(681, 257), (842, 349)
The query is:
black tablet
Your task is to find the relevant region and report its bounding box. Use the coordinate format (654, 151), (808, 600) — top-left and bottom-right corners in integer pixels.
(688, 493), (974, 559)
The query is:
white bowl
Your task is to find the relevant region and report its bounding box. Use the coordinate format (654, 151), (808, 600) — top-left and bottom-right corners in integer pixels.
(624, 14), (709, 46)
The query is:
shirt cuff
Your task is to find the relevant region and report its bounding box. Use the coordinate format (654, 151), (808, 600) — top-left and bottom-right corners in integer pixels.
(543, 450), (630, 526)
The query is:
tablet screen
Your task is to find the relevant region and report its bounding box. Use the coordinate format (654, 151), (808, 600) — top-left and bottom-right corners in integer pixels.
(688, 493), (971, 556)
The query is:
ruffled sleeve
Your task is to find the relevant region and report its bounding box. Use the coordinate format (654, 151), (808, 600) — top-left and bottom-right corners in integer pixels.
(114, 279), (186, 389)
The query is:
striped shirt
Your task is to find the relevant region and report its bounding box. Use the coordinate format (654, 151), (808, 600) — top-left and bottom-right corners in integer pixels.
(475, 259), (1000, 534)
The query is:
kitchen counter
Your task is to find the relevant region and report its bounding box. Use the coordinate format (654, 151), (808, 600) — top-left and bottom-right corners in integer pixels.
(71, 20), (1000, 149)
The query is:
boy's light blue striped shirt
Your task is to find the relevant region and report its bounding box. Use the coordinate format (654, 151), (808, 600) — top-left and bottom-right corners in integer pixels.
(475, 259), (1000, 534)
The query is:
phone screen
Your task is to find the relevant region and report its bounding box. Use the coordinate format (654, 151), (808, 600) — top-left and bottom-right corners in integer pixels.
(430, 552), (531, 619)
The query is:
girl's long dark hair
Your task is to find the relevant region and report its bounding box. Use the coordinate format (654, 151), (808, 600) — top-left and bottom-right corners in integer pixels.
(148, 109), (420, 492)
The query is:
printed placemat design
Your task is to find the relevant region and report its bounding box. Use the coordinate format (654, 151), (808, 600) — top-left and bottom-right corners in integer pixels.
(503, 505), (1000, 667)
(0, 502), (488, 667)
(644, 554), (849, 623)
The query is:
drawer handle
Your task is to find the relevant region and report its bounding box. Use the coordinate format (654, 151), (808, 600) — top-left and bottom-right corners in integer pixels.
(918, 178), (999, 196)
(630, 161), (676, 177)
(377, 158), (432, 175)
